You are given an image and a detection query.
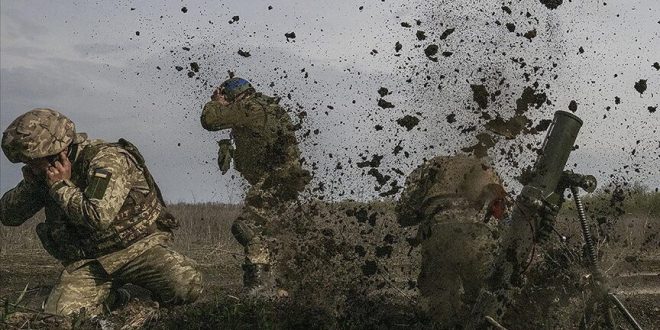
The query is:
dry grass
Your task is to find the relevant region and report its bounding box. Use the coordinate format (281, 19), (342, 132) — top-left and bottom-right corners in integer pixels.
(579, 185), (660, 217)
(0, 192), (657, 329)
(0, 211), (45, 254)
(166, 203), (242, 259)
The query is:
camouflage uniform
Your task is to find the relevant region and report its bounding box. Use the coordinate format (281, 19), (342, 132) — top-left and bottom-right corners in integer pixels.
(1, 109), (202, 316)
(201, 90), (310, 288)
(396, 155), (509, 327)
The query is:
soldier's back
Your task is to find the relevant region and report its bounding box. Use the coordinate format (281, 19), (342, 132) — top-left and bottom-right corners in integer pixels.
(397, 155), (506, 327)
(232, 94), (303, 185)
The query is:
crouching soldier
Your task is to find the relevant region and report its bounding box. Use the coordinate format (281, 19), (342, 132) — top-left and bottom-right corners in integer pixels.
(396, 155), (510, 328)
(201, 77), (311, 296)
(0, 108), (202, 316)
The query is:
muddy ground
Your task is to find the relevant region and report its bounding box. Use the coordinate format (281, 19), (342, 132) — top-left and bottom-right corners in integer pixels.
(1, 201), (658, 329)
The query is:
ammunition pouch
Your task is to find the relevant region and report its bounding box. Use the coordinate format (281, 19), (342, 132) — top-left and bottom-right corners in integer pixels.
(36, 223), (86, 262)
(156, 209), (179, 231)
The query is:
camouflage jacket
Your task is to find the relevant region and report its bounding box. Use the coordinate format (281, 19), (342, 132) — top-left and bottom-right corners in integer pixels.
(201, 93), (304, 185)
(396, 155), (509, 227)
(0, 134), (172, 273)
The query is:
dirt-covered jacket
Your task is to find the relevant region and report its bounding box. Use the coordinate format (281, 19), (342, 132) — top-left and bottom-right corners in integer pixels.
(201, 93), (306, 186)
(396, 155), (508, 227)
(0, 134), (176, 272)
(395, 156), (510, 328)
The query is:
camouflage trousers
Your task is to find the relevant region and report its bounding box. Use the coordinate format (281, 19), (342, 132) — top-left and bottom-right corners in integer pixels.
(232, 188), (285, 266)
(232, 189), (301, 265)
(44, 244), (202, 316)
(416, 204), (501, 327)
(231, 163), (309, 267)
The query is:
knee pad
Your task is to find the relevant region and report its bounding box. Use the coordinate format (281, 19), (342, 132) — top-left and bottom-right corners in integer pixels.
(180, 269), (203, 303)
(164, 266), (203, 305)
(231, 218), (255, 246)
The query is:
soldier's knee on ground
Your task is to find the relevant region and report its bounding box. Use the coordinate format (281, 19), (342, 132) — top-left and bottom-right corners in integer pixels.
(130, 245), (204, 306)
(155, 262), (203, 305)
(44, 265), (112, 316)
(174, 266), (203, 304)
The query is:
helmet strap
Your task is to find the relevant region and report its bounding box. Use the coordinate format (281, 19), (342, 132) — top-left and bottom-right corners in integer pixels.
(67, 143), (79, 163)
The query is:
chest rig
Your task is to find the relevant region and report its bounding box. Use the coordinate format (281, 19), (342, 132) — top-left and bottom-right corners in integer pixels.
(39, 139), (177, 261)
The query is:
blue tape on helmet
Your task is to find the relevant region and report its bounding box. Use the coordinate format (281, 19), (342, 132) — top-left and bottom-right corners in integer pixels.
(220, 77), (254, 102)
(223, 78), (250, 92)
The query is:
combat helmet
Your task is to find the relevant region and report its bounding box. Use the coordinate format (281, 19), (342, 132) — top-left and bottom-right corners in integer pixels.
(220, 77), (255, 102)
(1, 108), (77, 163)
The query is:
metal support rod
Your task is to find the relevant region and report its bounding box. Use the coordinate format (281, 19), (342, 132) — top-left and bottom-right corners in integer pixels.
(485, 316), (509, 330)
(609, 293), (644, 330)
(571, 186), (599, 270)
(571, 185), (643, 330)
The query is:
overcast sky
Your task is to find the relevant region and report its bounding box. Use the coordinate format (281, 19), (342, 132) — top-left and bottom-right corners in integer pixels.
(1, 0), (658, 203)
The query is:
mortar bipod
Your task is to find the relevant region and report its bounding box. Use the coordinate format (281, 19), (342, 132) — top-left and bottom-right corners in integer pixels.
(560, 171), (643, 330)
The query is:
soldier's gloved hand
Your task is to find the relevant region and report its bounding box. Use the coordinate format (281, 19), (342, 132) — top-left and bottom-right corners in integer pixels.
(534, 198), (561, 241)
(217, 139), (234, 175)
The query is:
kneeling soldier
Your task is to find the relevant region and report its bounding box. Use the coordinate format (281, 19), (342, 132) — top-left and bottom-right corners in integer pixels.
(0, 108), (202, 316)
(396, 155), (510, 327)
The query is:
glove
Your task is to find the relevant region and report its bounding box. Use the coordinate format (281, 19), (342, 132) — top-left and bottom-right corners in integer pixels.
(217, 139), (234, 174)
(536, 200), (560, 241)
(526, 194), (563, 242)
(517, 192), (562, 242)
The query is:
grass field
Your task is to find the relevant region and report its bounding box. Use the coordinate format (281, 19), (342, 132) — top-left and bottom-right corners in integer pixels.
(1, 188), (658, 329)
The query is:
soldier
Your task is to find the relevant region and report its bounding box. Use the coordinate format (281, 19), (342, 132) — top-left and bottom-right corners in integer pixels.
(0, 108), (202, 316)
(201, 77), (311, 295)
(396, 155), (510, 328)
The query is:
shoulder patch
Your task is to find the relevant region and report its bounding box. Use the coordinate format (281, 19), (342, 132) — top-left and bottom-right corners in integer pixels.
(84, 169), (112, 200)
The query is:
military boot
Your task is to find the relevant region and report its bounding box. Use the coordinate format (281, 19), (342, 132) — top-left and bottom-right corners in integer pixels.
(242, 263), (278, 298)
